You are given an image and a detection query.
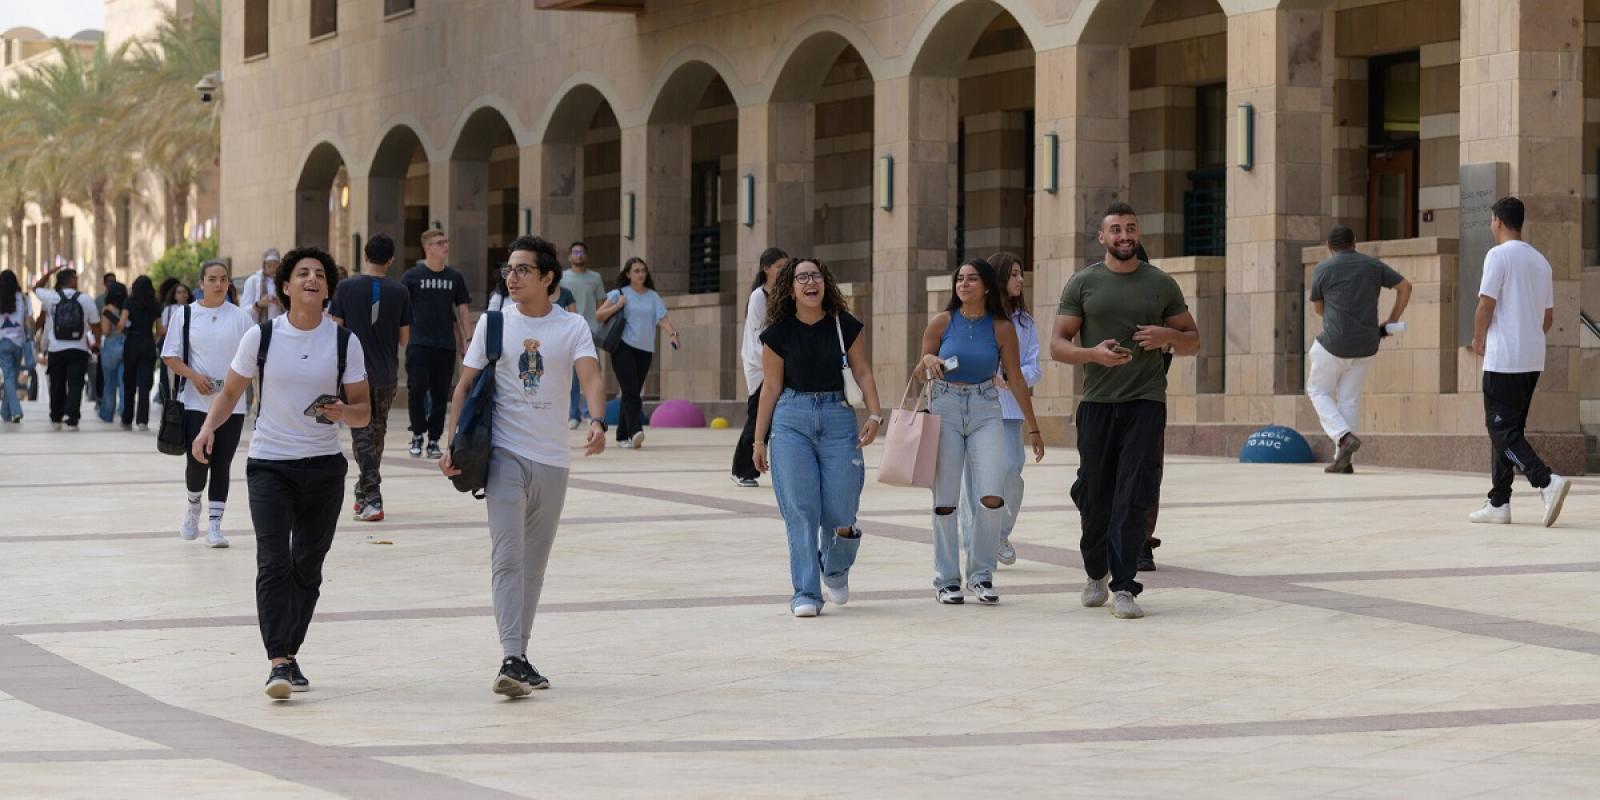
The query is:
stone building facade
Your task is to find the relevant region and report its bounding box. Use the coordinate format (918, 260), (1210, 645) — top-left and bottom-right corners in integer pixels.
(219, 0), (1600, 472)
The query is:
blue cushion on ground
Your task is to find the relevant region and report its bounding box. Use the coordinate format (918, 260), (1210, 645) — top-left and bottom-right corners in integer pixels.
(1239, 425), (1314, 463)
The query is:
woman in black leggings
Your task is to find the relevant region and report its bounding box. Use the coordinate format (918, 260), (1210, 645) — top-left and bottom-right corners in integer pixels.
(117, 276), (162, 429)
(161, 260), (255, 548)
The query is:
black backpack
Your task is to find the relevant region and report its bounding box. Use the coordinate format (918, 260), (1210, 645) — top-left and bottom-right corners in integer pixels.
(255, 319), (350, 412)
(53, 289), (86, 341)
(448, 311), (502, 498)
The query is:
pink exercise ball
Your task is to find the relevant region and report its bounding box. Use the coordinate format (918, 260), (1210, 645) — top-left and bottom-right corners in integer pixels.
(649, 399), (707, 428)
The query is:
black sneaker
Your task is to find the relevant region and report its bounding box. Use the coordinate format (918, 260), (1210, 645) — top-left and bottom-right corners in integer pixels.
(492, 656), (549, 698)
(286, 659), (309, 692)
(409, 434), (424, 457)
(264, 663), (294, 700)
(1138, 543), (1157, 572)
(426, 439), (443, 460)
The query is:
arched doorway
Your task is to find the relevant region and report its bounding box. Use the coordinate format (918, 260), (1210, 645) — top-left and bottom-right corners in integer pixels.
(448, 105), (520, 304)
(641, 62), (740, 296)
(539, 84), (622, 277)
(368, 125), (431, 267)
(294, 142), (348, 257)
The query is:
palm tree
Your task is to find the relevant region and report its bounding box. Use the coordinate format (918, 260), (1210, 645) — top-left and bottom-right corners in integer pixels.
(8, 38), (134, 273)
(0, 90), (34, 272)
(127, 0), (221, 247)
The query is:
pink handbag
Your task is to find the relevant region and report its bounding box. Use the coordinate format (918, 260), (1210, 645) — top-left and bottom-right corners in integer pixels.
(877, 374), (941, 488)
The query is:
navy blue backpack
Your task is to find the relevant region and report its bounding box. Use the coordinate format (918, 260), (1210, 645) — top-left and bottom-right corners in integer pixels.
(448, 311), (502, 498)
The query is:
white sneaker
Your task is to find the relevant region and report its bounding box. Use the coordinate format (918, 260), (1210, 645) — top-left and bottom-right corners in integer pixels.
(1080, 575), (1110, 607)
(631, 432), (645, 450)
(1540, 475), (1571, 528)
(568, 418), (581, 430)
(1468, 501), (1511, 524)
(997, 538), (1017, 566)
(206, 523), (230, 548)
(180, 503), (202, 541)
(792, 603), (819, 618)
(823, 580), (849, 606)
(1111, 590), (1145, 619)
(136, 423), (149, 432)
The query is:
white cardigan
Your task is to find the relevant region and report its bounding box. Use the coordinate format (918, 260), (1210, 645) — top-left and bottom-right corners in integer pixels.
(739, 285), (769, 395)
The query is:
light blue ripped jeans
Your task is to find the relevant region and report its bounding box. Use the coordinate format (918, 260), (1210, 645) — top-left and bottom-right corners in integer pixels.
(960, 418), (1025, 546)
(769, 388), (864, 610)
(929, 379), (1007, 589)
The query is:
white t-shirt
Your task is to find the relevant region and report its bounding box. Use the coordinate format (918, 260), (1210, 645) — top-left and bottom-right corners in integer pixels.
(463, 305), (596, 470)
(740, 286), (768, 394)
(1479, 239), (1554, 374)
(161, 301), (254, 415)
(241, 271), (283, 322)
(33, 288), (99, 353)
(0, 292), (30, 345)
(229, 316), (367, 460)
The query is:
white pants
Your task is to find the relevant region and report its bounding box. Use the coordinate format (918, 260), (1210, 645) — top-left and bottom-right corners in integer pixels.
(1306, 340), (1372, 444)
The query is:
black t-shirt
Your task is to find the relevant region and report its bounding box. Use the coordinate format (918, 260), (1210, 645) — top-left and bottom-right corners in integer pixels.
(401, 263), (470, 349)
(124, 305), (161, 350)
(759, 311), (863, 393)
(330, 275), (413, 388)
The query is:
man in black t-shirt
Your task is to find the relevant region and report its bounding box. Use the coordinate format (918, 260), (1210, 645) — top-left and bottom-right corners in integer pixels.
(401, 228), (471, 459)
(331, 234), (413, 521)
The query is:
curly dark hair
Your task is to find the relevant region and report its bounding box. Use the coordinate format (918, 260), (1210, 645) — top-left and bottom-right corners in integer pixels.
(275, 247), (340, 310)
(507, 235), (562, 297)
(765, 257), (849, 329)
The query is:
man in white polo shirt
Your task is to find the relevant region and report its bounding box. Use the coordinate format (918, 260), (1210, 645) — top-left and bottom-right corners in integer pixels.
(1467, 196), (1570, 528)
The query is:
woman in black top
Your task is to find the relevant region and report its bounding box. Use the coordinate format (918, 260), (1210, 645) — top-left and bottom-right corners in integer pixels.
(751, 258), (883, 618)
(117, 276), (163, 429)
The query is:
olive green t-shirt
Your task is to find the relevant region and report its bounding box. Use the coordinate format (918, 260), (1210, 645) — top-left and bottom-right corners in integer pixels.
(1056, 261), (1189, 404)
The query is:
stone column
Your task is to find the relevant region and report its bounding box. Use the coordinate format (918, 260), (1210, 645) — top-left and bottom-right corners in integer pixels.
(870, 73), (958, 390)
(736, 101), (814, 284)
(365, 173), (405, 245)
(1030, 44), (1131, 417)
(448, 157), (490, 300)
(531, 141), (583, 250)
(1459, 0), (1583, 438)
(1224, 7), (1333, 423)
(619, 120), (691, 296)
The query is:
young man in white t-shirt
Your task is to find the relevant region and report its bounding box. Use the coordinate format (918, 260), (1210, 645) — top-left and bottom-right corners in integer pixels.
(1468, 196), (1570, 528)
(32, 266), (101, 430)
(440, 235), (607, 698)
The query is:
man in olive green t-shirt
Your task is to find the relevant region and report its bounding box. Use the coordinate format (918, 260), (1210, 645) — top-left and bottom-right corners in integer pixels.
(1050, 202), (1199, 620)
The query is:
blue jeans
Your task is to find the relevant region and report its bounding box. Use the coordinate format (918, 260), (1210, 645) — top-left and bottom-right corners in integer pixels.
(568, 366), (587, 422)
(0, 338), (22, 421)
(930, 379), (1007, 588)
(960, 418), (1024, 544)
(97, 334), (124, 422)
(769, 389), (864, 609)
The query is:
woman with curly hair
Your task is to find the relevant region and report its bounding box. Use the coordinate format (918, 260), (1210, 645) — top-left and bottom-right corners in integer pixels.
(752, 257), (883, 618)
(192, 247), (371, 700)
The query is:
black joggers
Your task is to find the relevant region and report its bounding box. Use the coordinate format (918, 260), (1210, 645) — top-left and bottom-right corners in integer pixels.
(247, 454), (347, 660)
(1483, 371), (1553, 507)
(406, 344), (455, 442)
(1074, 400), (1166, 596)
(732, 387), (762, 480)
(121, 344), (157, 426)
(612, 342), (653, 443)
(46, 349), (89, 425)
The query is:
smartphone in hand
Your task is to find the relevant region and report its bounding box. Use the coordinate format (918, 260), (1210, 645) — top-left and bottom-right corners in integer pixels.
(304, 393), (340, 424)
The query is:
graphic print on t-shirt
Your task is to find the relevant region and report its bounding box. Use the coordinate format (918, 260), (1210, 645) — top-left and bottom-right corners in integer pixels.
(518, 339), (544, 394)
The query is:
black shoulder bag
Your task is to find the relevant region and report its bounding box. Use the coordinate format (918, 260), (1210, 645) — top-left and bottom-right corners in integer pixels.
(156, 305), (191, 456)
(448, 311), (502, 498)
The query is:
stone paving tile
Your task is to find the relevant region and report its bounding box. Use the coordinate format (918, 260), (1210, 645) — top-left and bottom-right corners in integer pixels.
(2, 398), (1599, 796)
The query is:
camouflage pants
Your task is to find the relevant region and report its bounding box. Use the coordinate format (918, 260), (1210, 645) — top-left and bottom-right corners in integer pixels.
(352, 384), (398, 507)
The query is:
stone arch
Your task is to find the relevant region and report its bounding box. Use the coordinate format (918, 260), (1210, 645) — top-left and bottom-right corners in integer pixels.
(444, 96), (527, 160)
(366, 123), (433, 263)
(762, 18), (883, 104)
(536, 81), (624, 269)
(446, 103), (522, 301)
(294, 140), (349, 253)
(642, 47), (748, 125)
(905, 0), (1043, 77)
(535, 75), (627, 144)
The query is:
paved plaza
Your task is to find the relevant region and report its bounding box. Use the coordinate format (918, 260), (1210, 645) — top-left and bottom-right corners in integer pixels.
(2, 393), (1599, 799)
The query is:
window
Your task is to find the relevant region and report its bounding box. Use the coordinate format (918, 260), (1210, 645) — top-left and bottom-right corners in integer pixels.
(1184, 83), (1227, 257)
(1366, 52), (1420, 240)
(244, 0), (268, 59)
(688, 161), (721, 294)
(385, 0), (416, 16)
(311, 0), (337, 39)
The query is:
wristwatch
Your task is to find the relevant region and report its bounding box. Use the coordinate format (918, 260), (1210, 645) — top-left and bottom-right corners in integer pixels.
(590, 418), (608, 433)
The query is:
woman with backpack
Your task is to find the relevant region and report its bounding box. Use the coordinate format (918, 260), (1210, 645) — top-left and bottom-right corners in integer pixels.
(162, 261), (253, 547)
(918, 257), (1045, 606)
(191, 247), (370, 700)
(751, 258), (883, 618)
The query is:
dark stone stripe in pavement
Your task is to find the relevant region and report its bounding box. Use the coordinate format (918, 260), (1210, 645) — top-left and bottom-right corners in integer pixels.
(0, 632), (528, 799)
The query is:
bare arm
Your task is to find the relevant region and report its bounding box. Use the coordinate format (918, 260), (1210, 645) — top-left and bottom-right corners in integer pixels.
(752, 346), (785, 472)
(437, 365), (480, 475)
(596, 294), (622, 322)
(1135, 311), (1200, 357)
(1050, 315), (1128, 367)
(332, 379), (371, 429)
(1471, 295), (1496, 355)
(191, 368), (252, 463)
(917, 313), (951, 378)
(576, 356), (607, 456)
(846, 330), (882, 447)
(1385, 279), (1413, 325)
(1312, 300), (1324, 317)
(454, 303), (471, 351)
(995, 319), (1044, 461)
(1544, 307), (1553, 334)
(398, 325), (410, 350)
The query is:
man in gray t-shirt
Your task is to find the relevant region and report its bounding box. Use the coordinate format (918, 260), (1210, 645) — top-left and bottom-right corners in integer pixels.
(561, 241), (607, 426)
(1307, 225), (1412, 473)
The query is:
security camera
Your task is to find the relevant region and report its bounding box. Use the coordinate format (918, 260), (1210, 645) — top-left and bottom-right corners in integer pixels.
(195, 71), (221, 104)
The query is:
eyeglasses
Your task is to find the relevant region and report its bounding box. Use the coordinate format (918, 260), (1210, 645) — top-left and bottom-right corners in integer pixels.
(794, 272), (824, 285)
(499, 264), (537, 279)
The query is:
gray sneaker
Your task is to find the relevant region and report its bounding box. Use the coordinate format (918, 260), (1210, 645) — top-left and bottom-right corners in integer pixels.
(1080, 576), (1110, 608)
(1111, 591), (1144, 619)
(997, 538), (1016, 566)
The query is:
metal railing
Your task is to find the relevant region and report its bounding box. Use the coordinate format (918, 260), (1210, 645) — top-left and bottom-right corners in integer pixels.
(1183, 169), (1226, 257)
(688, 226), (721, 295)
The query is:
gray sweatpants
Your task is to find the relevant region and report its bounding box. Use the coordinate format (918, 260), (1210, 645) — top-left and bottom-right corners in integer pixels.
(485, 447), (569, 658)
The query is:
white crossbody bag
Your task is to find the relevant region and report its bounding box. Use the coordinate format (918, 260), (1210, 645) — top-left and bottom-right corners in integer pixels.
(836, 315), (864, 407)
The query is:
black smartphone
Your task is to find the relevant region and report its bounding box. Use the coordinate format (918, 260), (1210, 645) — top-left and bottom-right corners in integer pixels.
(304, 394), (340, 424)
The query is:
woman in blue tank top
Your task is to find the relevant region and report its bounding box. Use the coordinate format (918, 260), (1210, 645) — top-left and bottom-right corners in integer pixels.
(916, 258), (1045, 605)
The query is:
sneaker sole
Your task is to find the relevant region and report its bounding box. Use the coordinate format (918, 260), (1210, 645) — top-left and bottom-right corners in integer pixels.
(493, 675), (533, 698)
(792, 606), (820, 618)
(1469, 514), (1511, 525)
(265, 679), (292, 700)
(291, 684), (309, 693)
(822, 586), (848, 606)
(1544, 482), (1571, 528)
(936, 592), (964, 605)
(208, 539), (230, 549)
(1112, 607), (1145, 620)
(997, 552), (1016, 566)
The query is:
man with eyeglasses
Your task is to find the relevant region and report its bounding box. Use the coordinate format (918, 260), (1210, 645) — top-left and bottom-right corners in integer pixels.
(561, 242), (606, 429)
(331, 234), (412, 522)
(402, 228), (471, 460)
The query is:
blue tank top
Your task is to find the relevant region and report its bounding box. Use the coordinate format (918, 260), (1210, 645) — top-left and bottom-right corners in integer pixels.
(937, 312), (999, 384)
